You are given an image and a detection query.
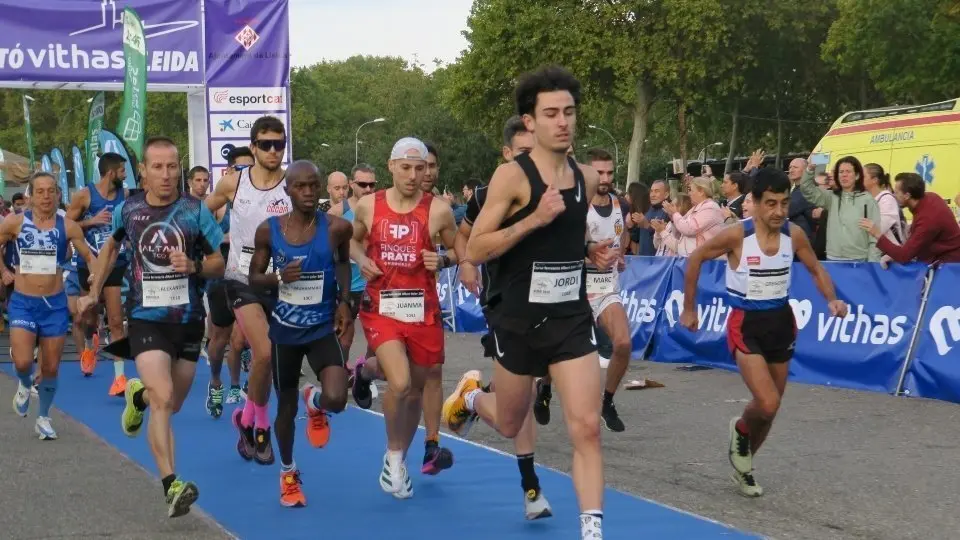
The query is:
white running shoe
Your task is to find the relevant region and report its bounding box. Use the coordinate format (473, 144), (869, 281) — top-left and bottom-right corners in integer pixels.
(35, 416), (57, 440)
(379, 451), (413, 498)
(524, 489), (553, 520)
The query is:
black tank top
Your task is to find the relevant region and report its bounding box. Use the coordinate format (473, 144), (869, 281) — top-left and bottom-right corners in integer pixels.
(485, 153), (590, 329)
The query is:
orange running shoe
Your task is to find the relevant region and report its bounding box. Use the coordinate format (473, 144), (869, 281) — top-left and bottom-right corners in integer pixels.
(301, 385), (330, 448)
(109, 374), (127, 397)
(442, 370), (482, 437)
(80, 349), (96, 377)
(279, 470), (306, 507)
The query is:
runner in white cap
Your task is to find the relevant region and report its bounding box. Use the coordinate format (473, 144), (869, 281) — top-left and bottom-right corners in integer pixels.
(349, 137), (459, 498)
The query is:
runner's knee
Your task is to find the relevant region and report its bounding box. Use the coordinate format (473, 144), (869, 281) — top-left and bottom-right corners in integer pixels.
(565, 407), (601, 446)
(612, 334), (632, 358)
(754, 393), (781, 421)
(324, 387), (348, 413)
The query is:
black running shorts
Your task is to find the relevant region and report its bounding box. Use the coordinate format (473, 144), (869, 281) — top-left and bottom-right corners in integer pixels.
(272, 332), (346, 392)
(128, 319), (205, 363)
(489, 312), (598, 377)
(78, 265), (126, 293)
(726, 305), (797, 364)
(223, 279), (276, 319)
(206, 280), (234, 328)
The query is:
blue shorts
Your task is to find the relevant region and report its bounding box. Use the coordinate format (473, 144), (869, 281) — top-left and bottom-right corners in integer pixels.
(8, 290), (70, 338)
(64, 270), (81, 297)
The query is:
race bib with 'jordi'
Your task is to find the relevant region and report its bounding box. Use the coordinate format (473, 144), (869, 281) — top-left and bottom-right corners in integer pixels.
(529, 261), (583, 304)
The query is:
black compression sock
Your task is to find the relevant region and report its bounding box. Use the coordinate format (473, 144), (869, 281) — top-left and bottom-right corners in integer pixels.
(162, 474), (177, 495)
(132, 387), (147, 411)
(517, 453), (539, 493)
(603, 390), (614, 404)
(481, 383), (492, 393)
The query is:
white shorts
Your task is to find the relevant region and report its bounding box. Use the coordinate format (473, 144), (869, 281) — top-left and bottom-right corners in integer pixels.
(589, 292), (622, 321)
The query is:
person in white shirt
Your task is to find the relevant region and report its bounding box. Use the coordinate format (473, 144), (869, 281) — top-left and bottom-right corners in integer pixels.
(864, 163), (905, 246)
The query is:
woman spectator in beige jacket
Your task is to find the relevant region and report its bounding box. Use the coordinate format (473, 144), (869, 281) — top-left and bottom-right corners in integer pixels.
(662, 176), (726, 256)
(652, 193), (692, 256)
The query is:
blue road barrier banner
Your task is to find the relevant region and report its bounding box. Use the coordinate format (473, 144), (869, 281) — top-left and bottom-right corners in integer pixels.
(435, 266), (486, 332)
(618, 256), (674, 355)
(903, 264), (960, 403)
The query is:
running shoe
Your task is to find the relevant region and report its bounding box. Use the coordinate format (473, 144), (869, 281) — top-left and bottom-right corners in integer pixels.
(379, 451), (413, 499)
(280, 470), (307, 507)
(441, 370), (481, 437)
(205, 383), (224, 419)
(351, 356), (373, 409)
(225, 385), (244, 404)
(166, 479), (200, 518)
(533, 379), (551, 426)
(601, 399), (625, 432)
(731, 470), (763, 497)
(728, 417), (753, 474)
(80, 348), (96, 376)
(35, 416), (57, 440)
(121, 378), (146, 437)
(12, 380), (29, 417)
(301, 384), (330, 448)
(231, 408), (255, 461)
(254, 427), (275, 465)
(109, 374), (127, 398)
(421, 443), (454, 475)
(524, 488), (553, 520)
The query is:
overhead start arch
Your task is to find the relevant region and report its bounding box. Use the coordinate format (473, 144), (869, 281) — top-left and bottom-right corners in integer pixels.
(0, 0), (292, 180)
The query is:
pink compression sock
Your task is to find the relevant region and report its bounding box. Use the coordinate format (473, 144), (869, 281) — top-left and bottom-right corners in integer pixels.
(254, 403), (270, 429)
(240, 400), (256, 428)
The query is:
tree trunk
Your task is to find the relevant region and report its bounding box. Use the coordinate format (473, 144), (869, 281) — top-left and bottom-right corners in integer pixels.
(678, 101), (688, 175)
(774, 101), (783, 169)
(725, 99), (739, 174)
(626, 79), (654, 185)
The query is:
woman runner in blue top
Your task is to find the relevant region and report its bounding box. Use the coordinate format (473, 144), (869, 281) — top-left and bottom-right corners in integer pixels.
(249, 160), (354, 508)
(0, 172), (94, 440)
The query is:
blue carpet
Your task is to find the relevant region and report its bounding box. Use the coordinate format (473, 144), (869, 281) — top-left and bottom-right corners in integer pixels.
(3, 362), (757, 539)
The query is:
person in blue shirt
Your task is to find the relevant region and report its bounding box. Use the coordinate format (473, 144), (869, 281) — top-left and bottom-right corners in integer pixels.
(79, 137), (225, 519)
(249, 160), (353, 508)
(0, 173), (94, 440)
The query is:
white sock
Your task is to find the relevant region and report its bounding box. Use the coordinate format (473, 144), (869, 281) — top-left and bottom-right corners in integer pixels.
(580, 510), (603, 539)
(307, 386), (321, 412)
(464, 389), (481, 412)
(386, 449), (403, 466)
(281, 460), (296, 472)
(113, 360), (124, 378)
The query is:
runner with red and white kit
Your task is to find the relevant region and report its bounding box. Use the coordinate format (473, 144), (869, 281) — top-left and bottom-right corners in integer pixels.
(206, 116), (290, 465)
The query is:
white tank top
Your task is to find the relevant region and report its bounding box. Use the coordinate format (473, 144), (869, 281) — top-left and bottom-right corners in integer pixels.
(226, 168), (291, 283)
(726, 219), (792, 311)
(585, 194), (625, 297)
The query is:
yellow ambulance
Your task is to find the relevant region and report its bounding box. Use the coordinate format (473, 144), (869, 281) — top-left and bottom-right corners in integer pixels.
(812, 98), (960, 204)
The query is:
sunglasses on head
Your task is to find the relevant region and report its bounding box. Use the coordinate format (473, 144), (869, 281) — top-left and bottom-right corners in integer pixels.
(355, 181), (376, 189)
(254, 139), (286, 152)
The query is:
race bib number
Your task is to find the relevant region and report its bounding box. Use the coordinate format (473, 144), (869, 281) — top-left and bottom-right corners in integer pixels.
(529, 261), (583, 304)
(747, 269), (790, 300)
(586, 270), (615, 295)
(142, 272), (189, 307)
(279, 271), (325, 306)
(238, 246), (254, 274)
(379, 289), (425, 323)
(19, 248), (58, 275)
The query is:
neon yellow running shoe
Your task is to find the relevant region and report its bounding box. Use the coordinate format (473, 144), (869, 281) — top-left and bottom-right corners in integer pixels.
(166, 478), (199, 518)
(121, 378), (146, 437)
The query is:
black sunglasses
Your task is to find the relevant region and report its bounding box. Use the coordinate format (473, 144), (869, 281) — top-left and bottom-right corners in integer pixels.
(254, 139), (286, 152)
(355, 181), (376, 189)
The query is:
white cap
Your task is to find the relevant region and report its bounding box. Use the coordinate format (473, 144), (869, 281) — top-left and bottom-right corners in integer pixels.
(389, 137), (429, 161)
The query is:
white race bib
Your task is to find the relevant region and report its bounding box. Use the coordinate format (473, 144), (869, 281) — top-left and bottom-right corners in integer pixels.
(279, 271), (325, 306)
(379, 289), (425, 323)
(586, 270), (615, 295)
(238, 246), (254, 274)
(19, 248), (58, 275)
(142, 272), (189, 307)
(747, 269), (790, 300)
(529, 261), (583, 304)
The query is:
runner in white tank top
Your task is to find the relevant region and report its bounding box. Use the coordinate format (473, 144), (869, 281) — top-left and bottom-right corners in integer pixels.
(206, 116), (290, 467)
(678, 167), (848, 499)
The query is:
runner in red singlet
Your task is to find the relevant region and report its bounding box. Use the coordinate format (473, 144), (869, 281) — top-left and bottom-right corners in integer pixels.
(350, 137), (459, 499)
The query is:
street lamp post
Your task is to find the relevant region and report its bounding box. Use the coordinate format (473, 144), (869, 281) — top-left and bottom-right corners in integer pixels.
(355, 117), (386, 165)
(697, 142), (723, 164)
(55, 97), (95, 134)
(587, 124), (619, 188)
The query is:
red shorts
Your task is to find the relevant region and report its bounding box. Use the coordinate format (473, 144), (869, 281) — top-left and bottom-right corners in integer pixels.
(359, 312), (444, 367)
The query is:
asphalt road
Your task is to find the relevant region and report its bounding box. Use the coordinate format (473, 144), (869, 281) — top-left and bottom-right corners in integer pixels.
(1, 331), (958, 539)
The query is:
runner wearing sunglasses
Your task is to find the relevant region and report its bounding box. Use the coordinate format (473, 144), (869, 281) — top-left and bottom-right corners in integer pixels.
(207, 116), (291, 465)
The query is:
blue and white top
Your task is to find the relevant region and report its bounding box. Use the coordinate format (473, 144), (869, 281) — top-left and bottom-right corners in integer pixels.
(268, 213), (339, 345)
(725, 219), (793, 311)
(17, 210), (69, 275)
(341, 199), (366, 294)
(80, 185), (127, 268)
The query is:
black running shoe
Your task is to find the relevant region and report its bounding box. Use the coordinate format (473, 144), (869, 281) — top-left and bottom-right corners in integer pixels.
(601, 399), (625, 432)
(231, 408), (255, 461)
(533, 379), (551, 426)
(421, 444), (454, 475)
(351, 359), (373, 409)
(254, 427), (275, 465)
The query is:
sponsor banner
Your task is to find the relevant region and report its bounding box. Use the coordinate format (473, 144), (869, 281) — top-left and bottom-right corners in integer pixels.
(23, 96), (35, 169)
(210, 138), (290, 168)
(903, 264), (960, 403)
(207, 87), (288, 113)
(98, 129), (137, 190)
(209, 113), (285, 139)
(49, 148), (68, 204)
(202, 0), (290, 87)
(117, 7), (147, 161)
(618, 256), (674, 355)
(71, 145), (85, 191)
(0, 0), (203, 85)
(85, 91), (105, 182)
(433, 266), (487, 333)
(40, 154), (53, 173)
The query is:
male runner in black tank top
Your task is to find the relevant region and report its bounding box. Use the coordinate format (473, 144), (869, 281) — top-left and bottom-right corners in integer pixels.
(442, 66), (616, 540)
